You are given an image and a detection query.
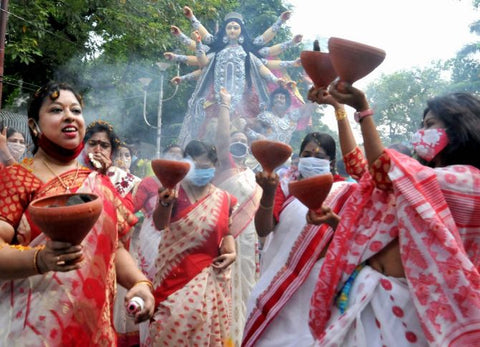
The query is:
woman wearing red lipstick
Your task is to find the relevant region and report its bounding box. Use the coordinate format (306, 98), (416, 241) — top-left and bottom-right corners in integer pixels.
(0, 82), (154, 345)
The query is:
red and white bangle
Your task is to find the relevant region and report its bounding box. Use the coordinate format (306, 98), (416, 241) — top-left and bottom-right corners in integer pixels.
(354, 108), (374, 123)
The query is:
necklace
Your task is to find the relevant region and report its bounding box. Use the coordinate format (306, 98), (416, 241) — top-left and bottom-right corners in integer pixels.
(42, 159), (80, 193)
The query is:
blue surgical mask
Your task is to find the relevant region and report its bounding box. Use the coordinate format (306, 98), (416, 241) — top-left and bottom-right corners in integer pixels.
(298, 157), (330, 178)
(187, 167), (216, 186)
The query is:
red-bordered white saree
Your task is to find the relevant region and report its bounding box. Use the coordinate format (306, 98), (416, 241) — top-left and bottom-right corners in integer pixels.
(309, 150), (480, 346)
(243, 181), (356, 347)
(144, 186), (236, 347)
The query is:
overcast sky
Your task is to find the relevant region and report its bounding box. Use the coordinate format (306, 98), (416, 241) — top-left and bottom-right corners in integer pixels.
(287, 0), (478, 85)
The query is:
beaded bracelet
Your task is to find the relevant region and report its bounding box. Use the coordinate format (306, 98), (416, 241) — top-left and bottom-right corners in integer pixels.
(133, 279), (154, 293)
(335, 109), (347, 121)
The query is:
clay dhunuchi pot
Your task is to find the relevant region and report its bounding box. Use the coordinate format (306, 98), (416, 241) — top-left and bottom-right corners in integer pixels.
(28, 193), (103, 245)
(288, 174), (333, 211)
(300, 51), (337, 89)
(151, 159), (191, 189)
(250, 140), (292, 175)
(328, 37), (386, 85)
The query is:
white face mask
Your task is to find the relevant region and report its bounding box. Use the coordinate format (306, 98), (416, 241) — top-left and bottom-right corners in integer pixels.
(7, 142), (26, 161)
(298, 157), (330, 178)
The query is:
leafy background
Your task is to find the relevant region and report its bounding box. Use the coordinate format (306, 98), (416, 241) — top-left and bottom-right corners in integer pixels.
(1, 0), (479, 155)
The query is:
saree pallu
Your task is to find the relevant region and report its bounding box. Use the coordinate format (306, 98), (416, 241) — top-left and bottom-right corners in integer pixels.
(115, 177), (159, 347)
(243, 181), (356, 347)
(145, 187), (235, 347)
(0, 165), (136, 347)
(132, 176), (163, 282)
(309, 150), (480, 346)
(314, 266), (426, 347)
(215, 167), (262, 346)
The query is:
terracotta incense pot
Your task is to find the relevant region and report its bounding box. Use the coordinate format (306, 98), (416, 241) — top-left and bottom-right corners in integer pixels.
(328, 37), (386, 85)
(288, 174), (333, 211)
(151, 159), (191, 189)
(28, 193), (103, 245)
(300, 51), (337, 89)
(250, 140), (292, 175)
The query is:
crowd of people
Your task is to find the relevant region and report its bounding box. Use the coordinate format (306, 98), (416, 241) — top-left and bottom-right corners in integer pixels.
(1, 7), (480, 347)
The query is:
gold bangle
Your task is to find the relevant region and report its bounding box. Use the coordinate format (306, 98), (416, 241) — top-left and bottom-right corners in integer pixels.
(259, 202), (273, 210)
(219, 103), (230, 110)
(33, 246), (45, 274)
(335, 108), (347, 121)
(132, 279), (154, 293)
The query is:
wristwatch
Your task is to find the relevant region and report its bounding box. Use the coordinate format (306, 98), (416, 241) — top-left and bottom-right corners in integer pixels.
(354, 109), (374, 123)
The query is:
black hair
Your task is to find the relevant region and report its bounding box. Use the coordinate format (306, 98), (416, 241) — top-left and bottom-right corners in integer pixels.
(208, 18), (258, 88)
(422, 92), (480, 169)
(27, 82), (83, 152)
(117, 142), (133, 155)
(269, 87), (292, 110)
(84, 121), (120, 156)
(299, 132), (337, 174)
(300, 132), (336, 159)
(163, 143), (182, 154)
(184, 139), (218, 164)
(6, 127), (24, 139)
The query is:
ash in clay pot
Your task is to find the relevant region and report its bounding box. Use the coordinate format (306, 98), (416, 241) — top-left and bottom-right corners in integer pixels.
(28, 193), (103, 245)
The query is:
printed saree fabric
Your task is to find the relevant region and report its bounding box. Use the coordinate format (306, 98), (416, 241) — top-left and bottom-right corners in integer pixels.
(145, 186), (236, 346)
(132, 176), (163, 281)
(0, 163), (136, 346)
(215, 167), (262, 346)
(243, 181), (356, 347)
(106, 166), (141, 212)
(309, 149), (480, 346)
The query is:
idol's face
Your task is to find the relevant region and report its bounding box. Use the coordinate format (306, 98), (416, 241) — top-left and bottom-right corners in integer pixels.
(226, 21), (242, 40)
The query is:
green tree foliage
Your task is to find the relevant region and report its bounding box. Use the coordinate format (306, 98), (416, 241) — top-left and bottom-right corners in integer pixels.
(363, 0), (479, 147)
(3, 0), (300, 150)
(365, 64), (448, 145)
(448, 2), (480, 94)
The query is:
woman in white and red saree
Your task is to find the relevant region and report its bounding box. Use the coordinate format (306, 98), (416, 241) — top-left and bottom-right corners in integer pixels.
(243, 130), (356, 347)
(213, 88), (262, 346)
(143, 140), (238, 346)
(309, 82), (480, 346)
(81, 121), (144, 347)
(0, 82), (154, 346)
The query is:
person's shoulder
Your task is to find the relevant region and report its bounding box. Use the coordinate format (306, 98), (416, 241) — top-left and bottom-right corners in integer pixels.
(2, 161), (34, 179)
